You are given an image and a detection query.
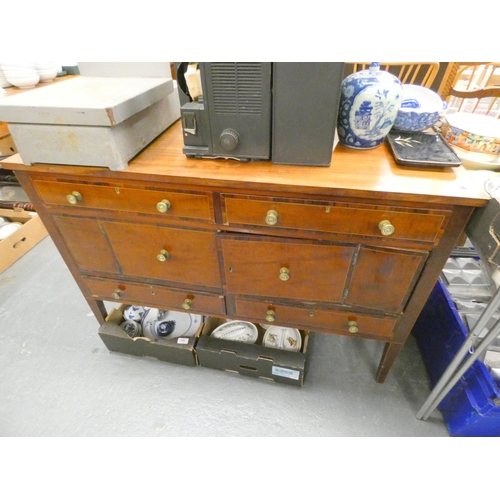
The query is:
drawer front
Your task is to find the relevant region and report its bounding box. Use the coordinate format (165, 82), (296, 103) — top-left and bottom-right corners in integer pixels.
(53, 215), (120, 274)
(34, 180), (214, 222)
(222, 195), (449, 243)
(233, 297), (397, 340)
(220, 235), (427, 314)
(345, 246), (428, 314)
(220, 235), (355, 303)
(84, 278), (226, 316)
(104, 221), (221, 289)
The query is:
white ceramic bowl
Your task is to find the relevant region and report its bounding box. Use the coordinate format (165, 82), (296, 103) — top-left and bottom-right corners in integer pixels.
(37, 69), (57, 82)
(0, 216), (12, 227)
(0, 222), (22, 240)
(5, 74), (40, 89)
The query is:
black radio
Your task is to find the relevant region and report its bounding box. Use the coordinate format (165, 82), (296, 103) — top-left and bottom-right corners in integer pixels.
(175, 62), (344, 166)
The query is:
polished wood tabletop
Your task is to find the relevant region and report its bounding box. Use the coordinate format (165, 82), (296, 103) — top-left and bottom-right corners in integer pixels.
(3, 119), (489, 207)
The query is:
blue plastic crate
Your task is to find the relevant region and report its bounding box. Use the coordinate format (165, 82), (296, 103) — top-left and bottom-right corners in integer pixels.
(412, 279), (500, 437)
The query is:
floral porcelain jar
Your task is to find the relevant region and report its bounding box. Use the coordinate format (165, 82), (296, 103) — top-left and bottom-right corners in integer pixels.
(337, 62), (403, 149)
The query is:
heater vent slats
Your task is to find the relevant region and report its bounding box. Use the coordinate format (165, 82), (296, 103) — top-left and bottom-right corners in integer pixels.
(210, 63), (263, 114)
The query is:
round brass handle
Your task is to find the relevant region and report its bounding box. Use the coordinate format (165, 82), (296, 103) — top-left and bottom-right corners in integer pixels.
(111, 289), (122, 300)
(66, 191), (82, 205)
(157, 199), (172, 213)
(348, 321), (359, 334)
(265, 209), (278, 226)
(279, 267), (290, 281)
(156, 249), (170, 262)
(378, 220), (395, 236)
(181, 298), (192, 310)
(266, 310), (276, 322)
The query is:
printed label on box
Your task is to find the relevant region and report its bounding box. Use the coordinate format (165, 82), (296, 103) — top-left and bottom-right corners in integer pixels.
(272, 366), (300, 380)
(177, 338), (189, 344)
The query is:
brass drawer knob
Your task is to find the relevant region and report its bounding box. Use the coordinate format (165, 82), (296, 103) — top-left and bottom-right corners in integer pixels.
(265, 209), (278, 225)
(181, 298), (192, 310)
(279, 267), (290, 281)
(348, 321), (359, 334)
(157, 249), (170, 262)
(266, 310), (276, 322)
(111, 289), (122, 300)
(66, 191), (82, 204)
(378, 220), (395, 236)
(157, 199), (172, 213)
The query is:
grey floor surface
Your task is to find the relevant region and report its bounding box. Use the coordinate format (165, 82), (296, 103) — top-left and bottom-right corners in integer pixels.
(0, 236), (450, 437)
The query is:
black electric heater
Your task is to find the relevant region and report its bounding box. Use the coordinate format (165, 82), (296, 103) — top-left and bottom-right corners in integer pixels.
(175, 62), (345, 166)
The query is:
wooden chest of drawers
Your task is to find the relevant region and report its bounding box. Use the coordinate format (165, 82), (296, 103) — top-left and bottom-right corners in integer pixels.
(3, 120), (488, 383)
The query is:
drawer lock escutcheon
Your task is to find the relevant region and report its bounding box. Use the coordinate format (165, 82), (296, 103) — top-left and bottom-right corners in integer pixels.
(66, 191), (83, 204)
(378, 220), (395, 236)
(265, 209), (278, 226)
(182, 299), (192, 310)
(279, 267), (290, 281)
(348, 321), (359, 334)
(157, 199), (172, 213)
(157, 249), (170, 262)
(266, 310), (276, 322)
(111, 289), (122, 300)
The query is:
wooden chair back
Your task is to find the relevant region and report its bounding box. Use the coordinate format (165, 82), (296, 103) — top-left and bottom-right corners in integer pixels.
(345, 62), (440, 88)
(438, 63), (500, 117)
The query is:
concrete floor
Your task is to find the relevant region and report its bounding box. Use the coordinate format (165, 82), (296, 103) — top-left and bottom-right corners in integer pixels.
(0, 236), (450, 437)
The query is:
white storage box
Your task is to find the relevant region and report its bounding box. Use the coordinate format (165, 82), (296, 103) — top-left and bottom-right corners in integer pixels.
(0, 76), (177, 170)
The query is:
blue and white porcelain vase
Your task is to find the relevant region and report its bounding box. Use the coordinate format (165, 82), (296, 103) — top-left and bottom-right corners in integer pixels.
(337, 62), (403, 149)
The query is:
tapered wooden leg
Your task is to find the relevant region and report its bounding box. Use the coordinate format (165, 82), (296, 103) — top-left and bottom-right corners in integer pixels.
(376, 342), (404, 383)
(87, 298), (108, 325)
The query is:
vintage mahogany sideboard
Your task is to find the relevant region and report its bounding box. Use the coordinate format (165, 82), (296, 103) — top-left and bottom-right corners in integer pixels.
(3, 121), (489, 382)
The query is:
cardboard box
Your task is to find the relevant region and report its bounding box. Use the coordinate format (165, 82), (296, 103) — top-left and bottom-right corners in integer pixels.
(0, 208), (48, 274)
(0, 76), (179, 171)
(196, 318), (309, 386)
(97, 305), (203, 367)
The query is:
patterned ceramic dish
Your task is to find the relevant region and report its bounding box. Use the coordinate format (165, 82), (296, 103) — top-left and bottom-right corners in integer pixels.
(123, 305), (148, 322)
(393, 85), (446, 132)
(440, 112), (500, 158)
(263, 326), (302, 352)
(120, 320), (143, 338)
(211, 320), (258, 344)
(142, 308), (203, 342)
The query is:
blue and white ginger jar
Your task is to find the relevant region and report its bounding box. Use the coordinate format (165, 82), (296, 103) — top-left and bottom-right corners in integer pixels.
(337, 62), (402, 149)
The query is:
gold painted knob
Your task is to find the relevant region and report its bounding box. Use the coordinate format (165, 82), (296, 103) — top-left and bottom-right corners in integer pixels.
(279, 267), (290, 281)
(265, 209), (278, 225)
(66, 191), (82, 204)
(379, 220), (395, 236)
(156, 249), (170, 262)
(266, 310), (276, 322)
(348, 321), (359, 334)
(111, 289), (122, 300)
(181, 299), (192, 310)
(157, 199), (172, 213)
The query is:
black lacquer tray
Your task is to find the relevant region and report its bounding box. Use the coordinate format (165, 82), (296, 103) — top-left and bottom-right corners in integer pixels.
(386, 131), (462, 168)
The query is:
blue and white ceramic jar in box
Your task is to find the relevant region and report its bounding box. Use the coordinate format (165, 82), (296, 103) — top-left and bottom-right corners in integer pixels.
(337, 62), (403, 149)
